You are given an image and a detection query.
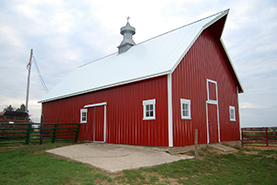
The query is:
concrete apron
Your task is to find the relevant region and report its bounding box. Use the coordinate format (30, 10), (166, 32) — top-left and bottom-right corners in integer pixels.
(46, 143), (193, 173)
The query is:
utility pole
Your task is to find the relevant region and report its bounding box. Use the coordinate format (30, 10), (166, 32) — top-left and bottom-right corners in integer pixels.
(25, 49), (33, 113)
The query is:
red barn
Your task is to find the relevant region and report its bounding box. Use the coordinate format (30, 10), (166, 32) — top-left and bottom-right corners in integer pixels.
(39, 10), (243, 147)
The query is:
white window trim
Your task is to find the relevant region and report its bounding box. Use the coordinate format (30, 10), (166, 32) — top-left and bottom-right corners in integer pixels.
(143, 99), (156, 120)
(206, 79), (218, 104)
(180, 99), (191, 120)
(80, 109), (88, 123)
(229, 106), (236, 122)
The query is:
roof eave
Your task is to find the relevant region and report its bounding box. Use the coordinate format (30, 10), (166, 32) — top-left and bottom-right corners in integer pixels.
(39, 70), (172, 103)
(220, 39), (244, 93)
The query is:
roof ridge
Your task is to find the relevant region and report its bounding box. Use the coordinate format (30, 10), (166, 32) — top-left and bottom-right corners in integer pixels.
(78, 9), (228, 69)
(78, 52), (117, 68)
(135, 9), (229, 47)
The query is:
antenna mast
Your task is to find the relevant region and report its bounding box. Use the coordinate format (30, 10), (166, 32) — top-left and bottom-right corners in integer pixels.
(25, 49), (33, 112)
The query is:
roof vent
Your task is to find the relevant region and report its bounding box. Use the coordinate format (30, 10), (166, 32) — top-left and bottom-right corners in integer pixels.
(118, 18), (136, 54)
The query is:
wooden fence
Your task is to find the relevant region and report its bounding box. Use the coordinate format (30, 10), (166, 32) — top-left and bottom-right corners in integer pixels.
(241, 127), (277, 147)
(0, 123), (80, 146)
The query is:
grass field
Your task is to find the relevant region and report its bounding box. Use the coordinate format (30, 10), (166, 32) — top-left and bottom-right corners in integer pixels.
(0, 143), (276, 185)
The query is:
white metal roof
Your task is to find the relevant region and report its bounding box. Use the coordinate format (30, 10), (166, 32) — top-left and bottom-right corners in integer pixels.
(40, 10), (230, 103)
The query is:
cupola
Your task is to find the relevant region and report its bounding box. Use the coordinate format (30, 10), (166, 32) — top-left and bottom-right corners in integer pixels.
(117, 18), (136, 54)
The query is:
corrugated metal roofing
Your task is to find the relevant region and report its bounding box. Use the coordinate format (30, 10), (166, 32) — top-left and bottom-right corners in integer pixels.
(40, 10), (231, 103)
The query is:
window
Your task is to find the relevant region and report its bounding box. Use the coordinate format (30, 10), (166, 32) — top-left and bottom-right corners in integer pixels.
(80, 109), (87, 123)
(229, 106), (236, 121)
(180, 99), (191, 119)
(143, 99), (156, 120)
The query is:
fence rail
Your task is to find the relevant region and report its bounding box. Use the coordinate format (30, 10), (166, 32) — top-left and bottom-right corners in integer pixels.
(0, 122), (80, 146)
(241, 127), (277, 147)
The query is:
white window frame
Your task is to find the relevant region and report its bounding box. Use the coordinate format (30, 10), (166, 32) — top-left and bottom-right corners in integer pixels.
(180, 99), (191, 120)
(143, 99), (156, 120)
(229, 106), (236, 122)
(80, 109), (88, 123)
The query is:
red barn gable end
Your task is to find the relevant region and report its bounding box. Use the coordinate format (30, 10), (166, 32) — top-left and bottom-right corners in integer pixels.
(40, 10), (243, 147)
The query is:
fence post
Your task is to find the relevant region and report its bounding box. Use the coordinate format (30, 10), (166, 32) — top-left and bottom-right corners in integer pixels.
(241, 129), (244, 147)
(265, 128), (268, 146)
(25, 124), (32, 145)
(195, 129), (199, 159)
(52, 124), (58, 143)
(74, 124), (80, 143)
(40, 123), (43, 145)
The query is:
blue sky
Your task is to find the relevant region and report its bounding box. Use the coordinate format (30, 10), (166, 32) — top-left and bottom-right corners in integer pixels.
(0, 0), (276, 127)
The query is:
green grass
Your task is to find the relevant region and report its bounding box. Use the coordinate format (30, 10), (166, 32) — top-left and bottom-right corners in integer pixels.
(0, 144), (276, 185)
(0, 143), (112, 185)
(116, 147), (277, 185)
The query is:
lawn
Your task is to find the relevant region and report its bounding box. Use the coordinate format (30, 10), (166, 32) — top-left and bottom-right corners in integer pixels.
(0, 143), (276, 185)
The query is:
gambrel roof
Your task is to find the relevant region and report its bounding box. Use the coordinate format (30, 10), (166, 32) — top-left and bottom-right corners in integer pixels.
(40, 9), (243, 103)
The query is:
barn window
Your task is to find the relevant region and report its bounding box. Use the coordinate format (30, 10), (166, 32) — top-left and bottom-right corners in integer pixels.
(80, 109), (87, 123)
(229, 106), (236, 121)
(180, 99), (191, 119)
(143, 99), (156, 120)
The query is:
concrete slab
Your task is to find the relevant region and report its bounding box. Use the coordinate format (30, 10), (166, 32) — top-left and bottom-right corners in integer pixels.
(209, 143), (237, 152)
(46, 143), (194, 173)
(168, 144), (208, 155)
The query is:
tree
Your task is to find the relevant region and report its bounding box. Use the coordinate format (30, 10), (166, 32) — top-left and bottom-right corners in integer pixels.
(3, 104), (26, 112)
(16, 104), (26, 112)
(3, 105), (15, 111)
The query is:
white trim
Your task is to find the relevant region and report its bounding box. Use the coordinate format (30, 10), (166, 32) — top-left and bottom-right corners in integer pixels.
(203, 9), (229, 31)
(80, 109), (88, 123)
(206, 79), (221, 143)
(220, 39), (244, 93)
(217, 102), (221, 142)
(167, 74), (173, 147)
(206, 103), (209, 143)
(206, 100), (217, 105)
(84, 102), (107, 108)
(229, 106), (236, 122)
(142, 99), (156, 120)
(180, 99), (191, 119)
(207, 79), (218, 102)
(104, 104), (106, 143)
(237, 87), (241, 140)
(171, 31), (202, 73)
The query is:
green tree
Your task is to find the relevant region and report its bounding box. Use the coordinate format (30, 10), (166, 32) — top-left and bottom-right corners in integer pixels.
(3, 104), (26, 112)
(3, 105), (15, 111)
(16, 104), (26, 112)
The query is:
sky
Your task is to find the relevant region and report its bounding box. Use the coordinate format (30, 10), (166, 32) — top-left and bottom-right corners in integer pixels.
(0, 0), (276, 128)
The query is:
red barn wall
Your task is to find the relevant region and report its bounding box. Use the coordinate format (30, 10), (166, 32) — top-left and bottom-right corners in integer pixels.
(42, 75), (169, 146)
(172, 29), (240, 146)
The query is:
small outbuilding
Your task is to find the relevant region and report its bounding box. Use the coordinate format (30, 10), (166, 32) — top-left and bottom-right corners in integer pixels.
(0, 111), (29, 123)
(39, 10), (243, 147)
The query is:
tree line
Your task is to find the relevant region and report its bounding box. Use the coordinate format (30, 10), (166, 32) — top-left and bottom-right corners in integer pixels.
(3, 104), (26, 112)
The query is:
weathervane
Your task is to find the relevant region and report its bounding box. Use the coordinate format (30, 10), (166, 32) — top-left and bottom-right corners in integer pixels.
(127, 16), (130, 22)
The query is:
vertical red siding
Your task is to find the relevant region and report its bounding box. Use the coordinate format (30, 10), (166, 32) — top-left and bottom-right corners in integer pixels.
(172, 28), (240, 146)
(42, 75), (168, 146)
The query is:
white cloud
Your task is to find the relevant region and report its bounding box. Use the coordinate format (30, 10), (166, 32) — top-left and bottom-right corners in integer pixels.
(240, 102), (266, 109)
